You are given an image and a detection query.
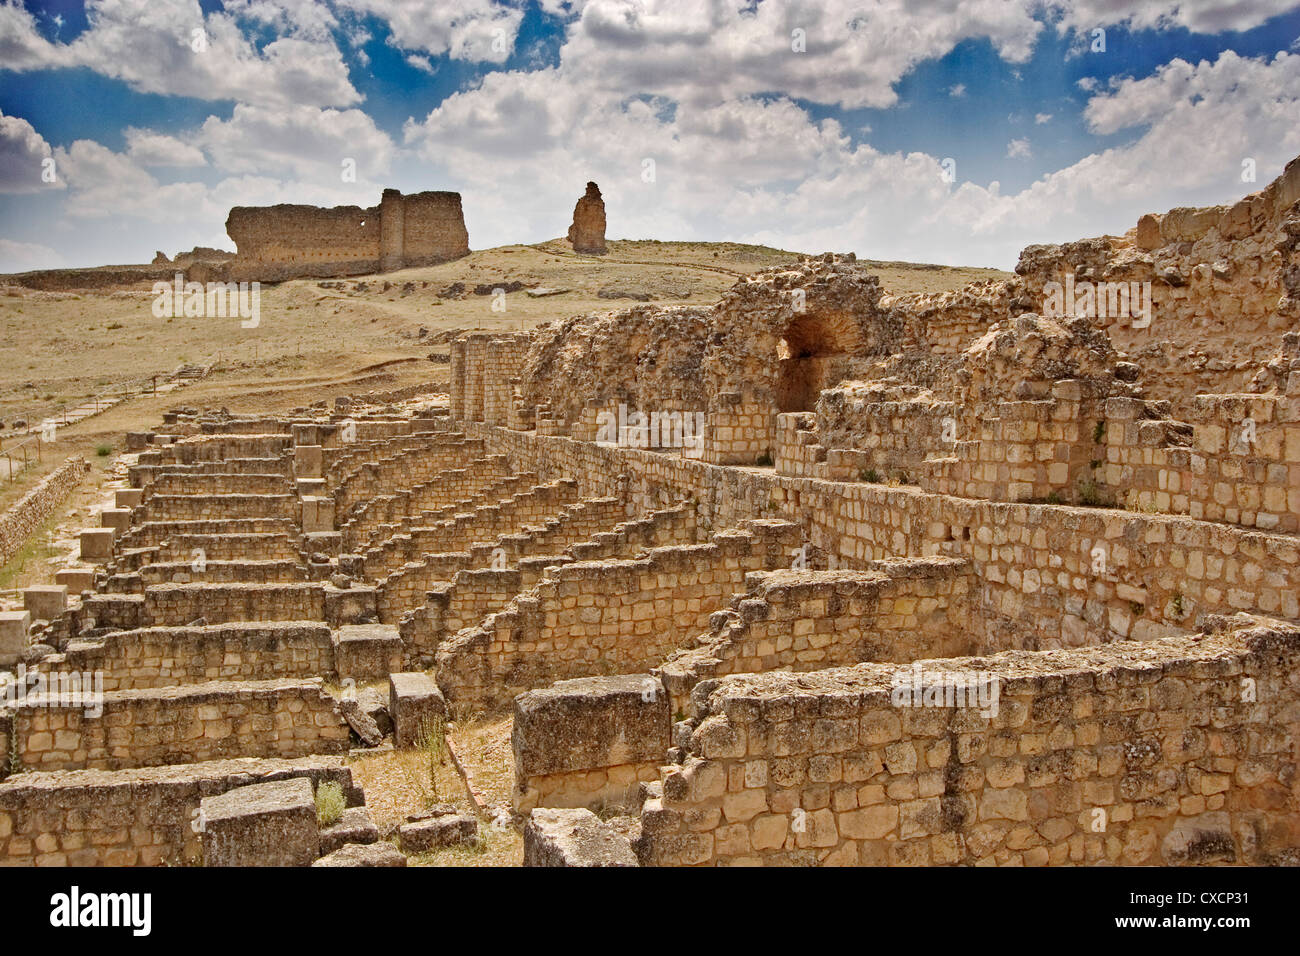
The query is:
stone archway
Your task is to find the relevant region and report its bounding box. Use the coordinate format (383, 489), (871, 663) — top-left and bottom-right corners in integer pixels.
(774, 311), (861, 412)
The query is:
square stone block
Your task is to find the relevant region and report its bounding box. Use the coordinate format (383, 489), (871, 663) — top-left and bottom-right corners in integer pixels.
(334, 624), (403, 682)
(0, 610), (31, 667)
(100, 508), (131, 532)
(301, 496), (335, 534)
(54, 568), (96, 594)
(305, 532), (342, 557)
(23, 585), (67, 622)
(79, 528), (115, 561)
(294, 445), (323, 479)
(389, 671), (447, 748)
(524, 808), (639, 867)
(201, 777), (319, 867)
(115, 488), (144, 509)
(295, 478), (326, 497)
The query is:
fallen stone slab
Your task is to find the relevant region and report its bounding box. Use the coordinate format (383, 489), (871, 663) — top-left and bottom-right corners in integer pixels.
(523, 807), (639, 867)
(313, 842), (407, 867)
(201, 777), (319, 867)
(319, 806), (380, 855)
(398, 805), (478, 852)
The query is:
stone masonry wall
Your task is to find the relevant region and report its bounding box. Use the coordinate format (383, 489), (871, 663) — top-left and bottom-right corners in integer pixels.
(12, 678), (350, 772)
(0, 756), (359, 866)
(0, 457), (89, 568)
(637, 619), (1300, 866)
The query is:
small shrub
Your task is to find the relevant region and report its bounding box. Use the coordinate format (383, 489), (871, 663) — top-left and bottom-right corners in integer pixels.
(1092, 420), (1106, 444)
(95, 444), (112, 457)
(1045, 491), (1062, 505)
(860, 468), (880, 483)
(315, 781), (345, 827)
(1171, 592), (1185, 618)
(1076, 479), (1112, 508)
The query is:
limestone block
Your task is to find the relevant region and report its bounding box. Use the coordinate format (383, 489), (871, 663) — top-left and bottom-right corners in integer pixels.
(318, 806), (380, 856)
(79, 528), (115, 561)
(114, 488), (143, 509)
(389, 672), (447, 748)
(301, 496), (335, 534)
(99, 508), (131, 532)
(0, 610), (31, 667)
(523, 808), (639, 867)
(512, 674), (670, 779)
(398, 806), (477, 852)
(1134, 213), (1162, 250)
(200, 777), (319, 867)
(294, 445), (323, 479)
(54, 568), (95, 594)
(333, 623), (403, 682)
(23, 585), (67, 622)
(312, 842), (407, 867)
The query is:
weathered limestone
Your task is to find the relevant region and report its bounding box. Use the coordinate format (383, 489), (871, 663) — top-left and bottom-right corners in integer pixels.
(225, 189), (469, 282)
(0, 757), (359, 866)
(389, 672), (446, 748)
(200, 777), (319, 867)
(313, 842), (407, 867)
(513, 675), (669, 812)
(22, 585), (66, 622)
(0, 610), (31, 666)
(398, 806), (477, 851)
(567, 181), (607, 255)
(333, 624), (402, 682)
(524, 808), (639, 867)
(79, 528), (115, 561)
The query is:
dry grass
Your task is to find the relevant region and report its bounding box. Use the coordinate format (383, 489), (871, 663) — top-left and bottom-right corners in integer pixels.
(347, 747), (467, 834)
(448, 713), (517, 811)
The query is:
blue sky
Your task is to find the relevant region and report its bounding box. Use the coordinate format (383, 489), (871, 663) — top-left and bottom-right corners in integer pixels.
(1, 0), (1298, 272)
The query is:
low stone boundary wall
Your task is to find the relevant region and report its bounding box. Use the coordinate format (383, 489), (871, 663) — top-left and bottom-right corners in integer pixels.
(658, 558), (974, 712)
(12, 678), (351, 771)
(139, 493), (297, 522)
(436, 520), (801, 709)
(637, 618), (1300, 866)
(0, 457), (89, 568)
(43, 622), (335, 690)
(468, 423), (1300, 655)
(0, 755), (360, 865)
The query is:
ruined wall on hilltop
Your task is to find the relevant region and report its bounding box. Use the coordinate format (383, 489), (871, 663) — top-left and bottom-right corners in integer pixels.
(509, 256), (893, 433)
(225, 189), (468, 282)
(878, 154), (1300, 412)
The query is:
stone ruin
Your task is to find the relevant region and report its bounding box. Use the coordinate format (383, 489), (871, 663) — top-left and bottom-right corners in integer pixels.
(224, 188), (470, 282)
(567, 182), (607, 255)
(2, 155), (1300, 867)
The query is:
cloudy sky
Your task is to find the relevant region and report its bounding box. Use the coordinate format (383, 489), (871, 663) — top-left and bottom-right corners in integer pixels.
(1, 0), (1298, 273)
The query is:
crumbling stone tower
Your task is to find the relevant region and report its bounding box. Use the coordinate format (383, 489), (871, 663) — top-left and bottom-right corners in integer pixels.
(567, 182), (607, 255)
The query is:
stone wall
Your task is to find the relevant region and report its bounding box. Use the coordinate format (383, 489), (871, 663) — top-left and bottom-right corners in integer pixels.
(42, 622), (335, 691)
(658, 559), (974, 713)
(0, 457), (89, 568)
(465, 423), (1300, 654)
(11, 678), (350, 772)
(225, 189), (468, 281)
(637, 619), (1300, 866)
(435, 520), (801, 709)
(0, 756), (359, 866)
